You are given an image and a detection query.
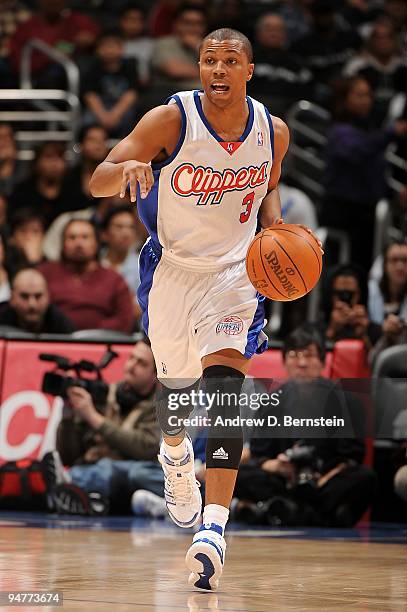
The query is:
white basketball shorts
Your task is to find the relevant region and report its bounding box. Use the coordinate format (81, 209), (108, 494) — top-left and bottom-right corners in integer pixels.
(137, 239), (268, 385)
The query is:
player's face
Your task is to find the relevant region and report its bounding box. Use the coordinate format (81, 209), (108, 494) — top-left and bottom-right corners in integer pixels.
(199, 39), (254, 107)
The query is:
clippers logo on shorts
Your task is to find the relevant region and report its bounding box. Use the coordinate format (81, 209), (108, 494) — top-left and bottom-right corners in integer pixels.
(216, 315), (243, 335)
(265, 250), (300, 298)
(171, 161), (269, 205)
(212, 447), (229, 460)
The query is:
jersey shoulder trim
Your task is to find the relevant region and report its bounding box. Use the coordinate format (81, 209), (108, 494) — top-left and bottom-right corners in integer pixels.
(262, 105), (275, 162)
(151, 94), (187, 170)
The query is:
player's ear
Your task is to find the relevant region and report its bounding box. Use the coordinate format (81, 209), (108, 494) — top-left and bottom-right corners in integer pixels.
(247, 63), (254, 82)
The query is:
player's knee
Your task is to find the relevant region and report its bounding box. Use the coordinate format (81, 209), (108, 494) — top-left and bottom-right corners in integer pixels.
(203, 365), (245, 470)
(155, 380), (199, 436)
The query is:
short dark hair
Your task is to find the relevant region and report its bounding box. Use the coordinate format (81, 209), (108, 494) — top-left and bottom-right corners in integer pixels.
(120, 3), (145, 17)
(62, 218), (99, 242)
(77, 124), (107, 144)
(321, 262), (368, 318)
(102, 205), (135, 230)
(97, 28), (123, 45)
(200, 28), (253, 62)
(9, 207), (46, 235)
(283, 324), (326, 363)
(136, 334), (151, 349)
(0, 122), (15, 140)
(330, 76), (370, 121)
(134, 335), (156, 373)
(175, 3), (207, 20)
(33, 141), (65, 162)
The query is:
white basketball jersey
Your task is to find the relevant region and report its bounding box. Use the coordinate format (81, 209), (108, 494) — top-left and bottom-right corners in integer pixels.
(137, 90), (274, 272)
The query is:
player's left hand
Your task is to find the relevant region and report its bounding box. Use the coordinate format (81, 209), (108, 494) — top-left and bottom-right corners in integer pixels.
(296, 224), (324, 254)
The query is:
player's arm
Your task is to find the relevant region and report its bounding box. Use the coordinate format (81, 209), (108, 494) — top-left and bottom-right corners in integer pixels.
(258, 117), (290, 228)
(89, 104), (181, 202)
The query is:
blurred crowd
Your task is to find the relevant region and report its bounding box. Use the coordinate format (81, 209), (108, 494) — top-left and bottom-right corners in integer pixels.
(0, 0), (405, 360)
(0, 0), (406, 524)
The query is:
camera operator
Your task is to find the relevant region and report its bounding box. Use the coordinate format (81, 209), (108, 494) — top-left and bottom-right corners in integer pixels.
(47, 338), (160, 513)
(232, 325), (377, 527)
(322, 264), (381, 350)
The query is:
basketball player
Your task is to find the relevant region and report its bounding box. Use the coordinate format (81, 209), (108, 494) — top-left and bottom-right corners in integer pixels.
(90, 28), (318, 591)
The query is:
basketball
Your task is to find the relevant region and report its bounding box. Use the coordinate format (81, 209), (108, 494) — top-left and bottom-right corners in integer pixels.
(245, 224), (323, 301)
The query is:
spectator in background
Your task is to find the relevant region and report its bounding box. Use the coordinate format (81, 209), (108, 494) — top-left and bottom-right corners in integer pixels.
(9, 0), (99, 88)
(0, 123), (26, 197)
(343, 18), (407, 121)
(321, 76), (407, 271)
(0, 267), (74, 333)
(392, 187), (407, 237)
(321, 263), (382, 350)
(232, 325), (376, 527)
(0, 0), (31, 87)
(0, 231), (11, 302)
(0, 196), (7, 229)
(209, 0), (248, 38)
(119, 4), (153, 84)
(39, 219), (134, 332)
(335, 0), (379, 31)
(369, 240), (407, 364)
(248, 13), (314, 119)
(382, 0), (407, 57)
(9, 142), (68, 228)
(82, 29), (139, 137)
(280, 182), (318, 230)
(7, 208), (46, 277)
(394, 460), (407, 508)
(369, 240), (407, 324)
(101, 205), (142, 323)
(42, 193), (148, 261)
(43, 339), (160, 514)
(292, 0), (361, 101)
(149, 0), (185, 38)
(64, 125), (109, 212)
(151, 4), (206, 93)
(271, 0), (313, 46)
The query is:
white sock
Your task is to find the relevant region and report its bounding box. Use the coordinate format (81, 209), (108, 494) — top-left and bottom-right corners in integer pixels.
(203, 504), (229, 533)
(163, 437), (187, 460)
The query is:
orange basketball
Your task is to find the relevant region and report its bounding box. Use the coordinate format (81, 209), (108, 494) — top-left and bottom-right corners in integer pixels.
(245, 224), (323, 301)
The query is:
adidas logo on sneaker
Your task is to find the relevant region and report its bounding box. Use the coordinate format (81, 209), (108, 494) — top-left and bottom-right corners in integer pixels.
(212, 447), (228, 460)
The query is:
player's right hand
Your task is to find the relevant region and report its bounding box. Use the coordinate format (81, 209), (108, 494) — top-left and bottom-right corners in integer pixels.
(120, 160), (154, 202)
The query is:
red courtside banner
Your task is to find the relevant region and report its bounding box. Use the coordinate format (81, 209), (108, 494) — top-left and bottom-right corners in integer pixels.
(0, 341), (133, 465)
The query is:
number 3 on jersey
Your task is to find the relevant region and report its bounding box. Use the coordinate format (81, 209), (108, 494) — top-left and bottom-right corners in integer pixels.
(240, 192), (254, 224)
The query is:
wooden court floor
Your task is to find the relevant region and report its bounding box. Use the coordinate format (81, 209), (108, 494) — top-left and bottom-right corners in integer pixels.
(1, 524), (406, 611)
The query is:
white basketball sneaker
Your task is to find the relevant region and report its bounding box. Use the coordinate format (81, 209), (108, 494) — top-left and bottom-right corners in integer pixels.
(185, 523), (226, 591)
(158, 435), (202, 528)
